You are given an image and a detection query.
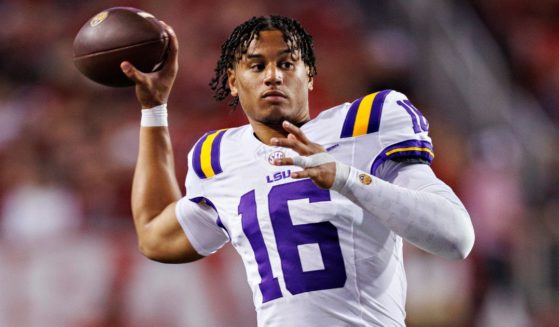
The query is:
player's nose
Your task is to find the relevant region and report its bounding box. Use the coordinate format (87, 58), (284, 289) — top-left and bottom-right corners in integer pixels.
(264, 65), (283, 86)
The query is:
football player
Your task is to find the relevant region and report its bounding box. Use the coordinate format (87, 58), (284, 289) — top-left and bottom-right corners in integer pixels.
(121, 16), (475, 326)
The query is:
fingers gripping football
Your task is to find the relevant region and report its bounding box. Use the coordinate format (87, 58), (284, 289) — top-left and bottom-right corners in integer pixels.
(121, 21), (179, 109)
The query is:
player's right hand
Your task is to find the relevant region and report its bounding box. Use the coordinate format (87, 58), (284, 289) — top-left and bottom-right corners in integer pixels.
(121, 22), (179, 109)
(271, 121), (338, 189)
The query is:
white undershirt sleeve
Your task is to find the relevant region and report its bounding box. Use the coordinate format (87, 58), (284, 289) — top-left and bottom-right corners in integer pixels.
(334, 160), (475, 260)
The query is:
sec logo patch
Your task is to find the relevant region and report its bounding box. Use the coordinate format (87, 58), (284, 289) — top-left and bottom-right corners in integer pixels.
(268, 151), (285, 164)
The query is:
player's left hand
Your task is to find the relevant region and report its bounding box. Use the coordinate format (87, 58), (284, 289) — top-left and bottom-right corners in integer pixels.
(271, 121), (336, 189)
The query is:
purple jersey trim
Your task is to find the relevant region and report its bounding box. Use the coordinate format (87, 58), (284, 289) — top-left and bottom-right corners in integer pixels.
(192, 132), (209, 178)
(340, 97), (362, 138)
(191, 130), (226, 179)
(367, 90), (392, 134)
(340, 90), (392, 138)
(210, 130), (226, 175)
(370, 139), (434, 176)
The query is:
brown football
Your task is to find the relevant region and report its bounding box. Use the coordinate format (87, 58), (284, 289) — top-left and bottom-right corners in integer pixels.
(73, 7), (168, 87)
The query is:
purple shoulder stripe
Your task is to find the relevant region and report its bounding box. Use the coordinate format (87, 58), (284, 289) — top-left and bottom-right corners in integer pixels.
(367, 89), (392, 134)
(340, 90), (393, 138)
(210, 130), (226, 175)
(340, 97), (362, 138)
(192, 133), (210, 179)
(191, 129), (227, 179)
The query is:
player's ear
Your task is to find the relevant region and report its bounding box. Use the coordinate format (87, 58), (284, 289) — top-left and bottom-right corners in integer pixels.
(227, 68), (238, 97)
(306, 66), (314, 91)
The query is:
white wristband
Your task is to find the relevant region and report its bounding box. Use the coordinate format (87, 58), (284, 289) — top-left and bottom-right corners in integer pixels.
(333, 165), (374, 193)
(141, 104), (168, 127)
(331, 161), (352, 191)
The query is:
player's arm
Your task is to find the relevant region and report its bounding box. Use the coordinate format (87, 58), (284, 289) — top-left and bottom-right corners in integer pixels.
(121, 23), (202, 263)
(132, 127), (202, 263)
(272, 121), (475, 260)
(340, 160), (475, 260)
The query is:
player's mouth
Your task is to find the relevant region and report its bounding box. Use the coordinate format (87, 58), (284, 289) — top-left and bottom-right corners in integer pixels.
(262, 90), (287, 102)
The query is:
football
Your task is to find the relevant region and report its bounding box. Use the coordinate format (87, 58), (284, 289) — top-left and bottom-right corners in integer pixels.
(73, 7), (169, 87)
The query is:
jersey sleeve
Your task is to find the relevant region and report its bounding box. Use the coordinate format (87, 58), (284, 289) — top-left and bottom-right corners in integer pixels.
(185, 146), (205, 199)
(175, 135), (230, 256)
(370, 90), (434, 176)
(175, 197), (229, 256)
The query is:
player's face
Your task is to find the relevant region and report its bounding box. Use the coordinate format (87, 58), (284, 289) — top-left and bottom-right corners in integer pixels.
(227, 30), (314, 127)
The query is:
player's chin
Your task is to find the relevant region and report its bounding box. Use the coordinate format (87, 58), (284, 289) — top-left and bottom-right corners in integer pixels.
(259, 104), (294, 125)
(259, 115), (288, 127)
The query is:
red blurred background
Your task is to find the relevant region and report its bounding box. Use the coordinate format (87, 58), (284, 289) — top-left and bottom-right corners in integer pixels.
(0, 0), (558, 326)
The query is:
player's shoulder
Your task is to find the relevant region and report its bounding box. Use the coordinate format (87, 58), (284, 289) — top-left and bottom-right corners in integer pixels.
(338, 89), (424, 138)
(373, 90), (432, 143)
(305, 89), (415, 142)
(301, 102), (348, 142)
(188, 125), (249, 180)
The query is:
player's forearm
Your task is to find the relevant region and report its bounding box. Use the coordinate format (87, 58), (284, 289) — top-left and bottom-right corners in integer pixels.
(335, 164), (475, 260)
(132, 126), (182, 233)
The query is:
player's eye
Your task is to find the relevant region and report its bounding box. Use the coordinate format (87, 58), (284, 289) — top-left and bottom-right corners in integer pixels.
(279, 61), (294, 70)
(250, 63), (265, 71)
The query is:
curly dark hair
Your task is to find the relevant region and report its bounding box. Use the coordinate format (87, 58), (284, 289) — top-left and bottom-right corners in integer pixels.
(209, 15), (317, 108)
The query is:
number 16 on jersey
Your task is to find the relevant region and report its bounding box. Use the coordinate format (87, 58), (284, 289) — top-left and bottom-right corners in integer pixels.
(238, 179), (347, 303)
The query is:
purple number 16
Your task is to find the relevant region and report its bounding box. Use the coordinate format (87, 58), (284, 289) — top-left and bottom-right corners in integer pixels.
(238, 179), (347, 303)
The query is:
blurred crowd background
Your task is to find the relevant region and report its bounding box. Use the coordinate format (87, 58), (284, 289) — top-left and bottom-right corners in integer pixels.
(0, 0), (558, 326)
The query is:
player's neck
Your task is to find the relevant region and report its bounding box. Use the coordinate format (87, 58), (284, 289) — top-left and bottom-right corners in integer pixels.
(250, 119), (307, 145)
(251, 122), (288, 145)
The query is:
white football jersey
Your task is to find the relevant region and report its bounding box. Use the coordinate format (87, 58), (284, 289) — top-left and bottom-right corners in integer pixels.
(176, 90), (434, 326)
